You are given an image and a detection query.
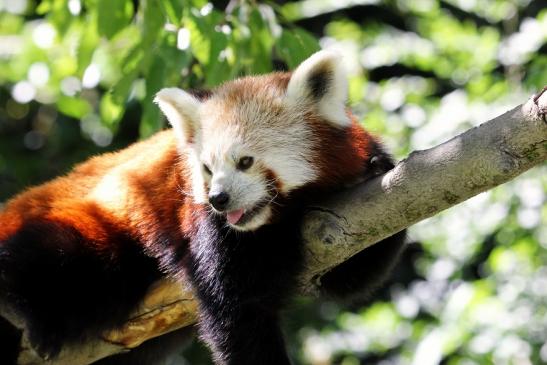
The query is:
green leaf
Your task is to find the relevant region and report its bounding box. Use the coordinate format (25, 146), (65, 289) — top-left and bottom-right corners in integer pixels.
(100, 93), (125, 127)
(159, 0), (182, 26)
(140, 56), (167, 137)
(158, 38), (192, 75)
(142, 0), (164, 46)
(76, 12), (100, 76)
(36, 0), (53, 14)
(246, 8), (274, 74)
(185, 14), (211, 65)
(140, 100), (162, 138)
(97, 0), (134, 39)
(276, 27), (320, 68)
(46, 0), (72, 34)
(57, 96), (92, 119)
(203, 30), (229, 86)
(111, 45), (144, 104)
(139, 0), (165, 70)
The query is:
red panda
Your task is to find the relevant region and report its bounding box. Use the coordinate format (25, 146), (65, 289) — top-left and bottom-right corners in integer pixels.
(0, 51), (405, 365)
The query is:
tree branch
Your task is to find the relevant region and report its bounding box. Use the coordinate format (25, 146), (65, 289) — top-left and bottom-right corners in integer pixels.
(7, 88), (547, 364)
(299, 87), (547, 293)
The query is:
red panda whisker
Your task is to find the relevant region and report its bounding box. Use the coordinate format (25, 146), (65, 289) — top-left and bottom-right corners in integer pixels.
(176, 185), (193, 197)
(266, 193), (281, 207)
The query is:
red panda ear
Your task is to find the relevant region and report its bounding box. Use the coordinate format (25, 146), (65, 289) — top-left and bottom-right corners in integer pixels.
(154, 88), (202, 143)
(286, 50), (350, 127)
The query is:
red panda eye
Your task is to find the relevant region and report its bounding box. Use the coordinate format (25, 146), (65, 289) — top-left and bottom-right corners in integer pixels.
(203, 164), (212, 175)
(237, 156), (254, 171)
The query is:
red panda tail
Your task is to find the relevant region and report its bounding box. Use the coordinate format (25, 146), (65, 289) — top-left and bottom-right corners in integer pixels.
(0, 220), (162, 358)
(0, 315), (20, 365)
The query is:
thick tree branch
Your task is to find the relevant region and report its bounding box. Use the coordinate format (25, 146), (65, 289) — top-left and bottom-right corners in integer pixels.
(7, 88), (547, 364)
(299, 88), (547, 293)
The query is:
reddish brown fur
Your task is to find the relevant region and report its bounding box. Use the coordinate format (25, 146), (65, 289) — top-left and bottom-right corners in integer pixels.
(306, 112), (375, 189)
(217, 73), (291, 105)
(0, 131), (195, 255)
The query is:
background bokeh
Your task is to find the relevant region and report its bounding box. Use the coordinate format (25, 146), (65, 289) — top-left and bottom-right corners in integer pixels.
(0, 0), (546, 364)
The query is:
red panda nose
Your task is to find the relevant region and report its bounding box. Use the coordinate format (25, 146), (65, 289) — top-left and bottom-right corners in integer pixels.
(209, 192), (230, 211)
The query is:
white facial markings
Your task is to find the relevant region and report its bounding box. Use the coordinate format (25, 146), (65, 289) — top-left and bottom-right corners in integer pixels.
(185, 147), (208, 204)
(193, 120), (264, 220)
(203, 89), (317, 192)
(156, 58), (352, 231)
(183, 83), (320, 230)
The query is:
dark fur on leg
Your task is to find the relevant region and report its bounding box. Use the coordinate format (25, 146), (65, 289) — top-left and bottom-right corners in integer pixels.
(184, 212), (303, 365)
(200, 307), (292, 365)
(319, 230), (406, 302)
(0, 315), (21, 365)
(0, 220), (162, 358)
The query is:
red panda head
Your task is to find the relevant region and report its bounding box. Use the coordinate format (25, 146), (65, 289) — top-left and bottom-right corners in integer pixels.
(155, 50), (372, 231)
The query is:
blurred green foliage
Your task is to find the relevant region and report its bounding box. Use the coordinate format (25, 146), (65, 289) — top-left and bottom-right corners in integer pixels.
(0, 0), (546, 364)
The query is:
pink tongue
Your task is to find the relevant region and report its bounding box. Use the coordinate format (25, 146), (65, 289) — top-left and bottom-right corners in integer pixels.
(227, 209), (245, 225)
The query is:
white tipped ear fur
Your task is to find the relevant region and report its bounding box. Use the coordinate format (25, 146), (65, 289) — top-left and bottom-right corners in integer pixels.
(154, 88), (202, 143)
(286, 50), (350, 127)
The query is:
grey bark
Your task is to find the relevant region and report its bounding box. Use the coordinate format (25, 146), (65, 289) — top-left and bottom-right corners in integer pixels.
(6, 88), (547, 365)
(299, 89), (547, 294)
